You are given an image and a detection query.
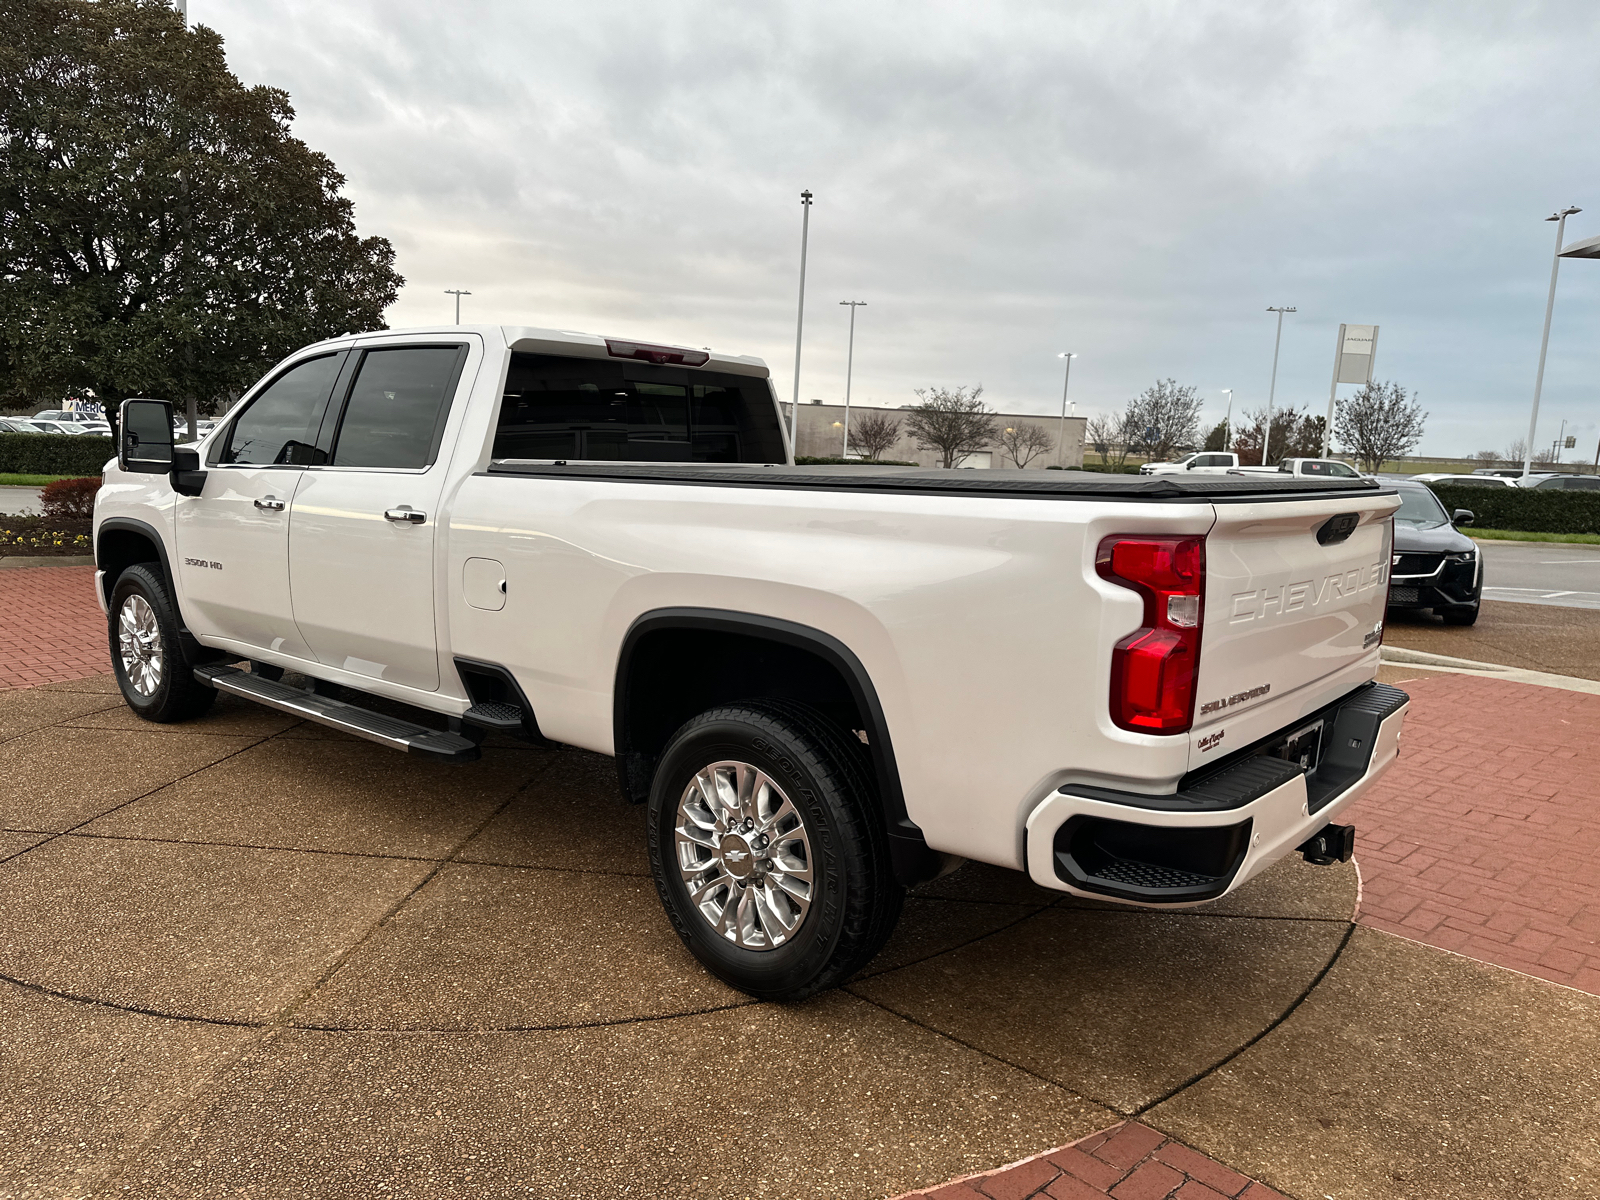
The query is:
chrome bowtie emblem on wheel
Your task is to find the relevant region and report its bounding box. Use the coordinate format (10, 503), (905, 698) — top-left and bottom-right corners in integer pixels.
(675, 761), (813, 950)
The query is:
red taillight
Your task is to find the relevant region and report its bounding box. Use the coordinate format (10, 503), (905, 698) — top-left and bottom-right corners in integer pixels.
(604, 338), (711, 367)
(1096, 535), (1206, 734)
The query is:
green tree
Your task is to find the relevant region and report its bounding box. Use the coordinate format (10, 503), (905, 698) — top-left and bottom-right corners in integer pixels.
(0, 0), (402, 416)
(1202, 420), (1229, 452)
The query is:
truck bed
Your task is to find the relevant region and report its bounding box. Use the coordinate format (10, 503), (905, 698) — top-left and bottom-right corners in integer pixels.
(487, 461), (1387, 501)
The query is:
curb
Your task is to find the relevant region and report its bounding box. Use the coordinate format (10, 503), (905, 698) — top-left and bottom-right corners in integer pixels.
(1380, 645), (1600, 695)
(0, 555), (96, 570)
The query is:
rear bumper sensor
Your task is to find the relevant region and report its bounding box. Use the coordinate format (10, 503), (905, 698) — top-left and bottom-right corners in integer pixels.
(193, 664), (480, 763)
(1024, 680), (1409, 906)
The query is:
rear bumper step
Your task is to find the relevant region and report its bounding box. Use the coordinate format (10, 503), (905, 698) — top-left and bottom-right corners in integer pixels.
(193, 664), (480, 763)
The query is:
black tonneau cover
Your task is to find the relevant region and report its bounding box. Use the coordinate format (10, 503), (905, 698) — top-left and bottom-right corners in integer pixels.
(487, 461), (1387, 501)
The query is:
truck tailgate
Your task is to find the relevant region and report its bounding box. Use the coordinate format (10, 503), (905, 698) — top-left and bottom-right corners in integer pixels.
(1190, 490), (1400, 766)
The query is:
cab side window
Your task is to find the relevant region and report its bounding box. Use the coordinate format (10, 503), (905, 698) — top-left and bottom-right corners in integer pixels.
(330, 346), (466, 469)
(214, 354), (343, 466)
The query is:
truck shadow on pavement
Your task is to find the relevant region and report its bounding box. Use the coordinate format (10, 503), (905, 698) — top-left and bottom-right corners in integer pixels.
(1, 676), (1596, 1199)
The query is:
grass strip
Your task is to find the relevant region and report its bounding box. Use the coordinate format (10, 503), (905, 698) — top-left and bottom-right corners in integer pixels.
(0, 473), (79, 487)
(1469, 528), (1600, 545)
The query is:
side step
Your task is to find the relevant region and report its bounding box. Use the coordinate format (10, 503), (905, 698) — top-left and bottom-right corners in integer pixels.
(193, 664), (480, 763)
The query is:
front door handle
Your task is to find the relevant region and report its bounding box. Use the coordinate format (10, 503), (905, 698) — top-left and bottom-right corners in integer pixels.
(254, 496), (285, 511)
(384, 507), (426, 524)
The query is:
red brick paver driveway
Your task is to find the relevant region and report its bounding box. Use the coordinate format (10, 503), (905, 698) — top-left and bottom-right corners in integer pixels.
(0, 564), (108, 690)
(1350, 672), (1600, 994)
(895, 1122), (1288, 1200)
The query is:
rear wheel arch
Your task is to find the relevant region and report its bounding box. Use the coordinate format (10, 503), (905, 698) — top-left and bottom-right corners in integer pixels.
(613, 608), (939, 885)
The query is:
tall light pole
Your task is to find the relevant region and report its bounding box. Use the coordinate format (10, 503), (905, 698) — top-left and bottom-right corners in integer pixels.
(1056, 353), (1077, 466)
(1221, 389), (1234, 451)
(445, 289), (472, 324)
(1264, 306), (1296, 465)
(789, 190), (813, 456)
(1524, 206), (1581, 478)
(839, 300), (866, 457)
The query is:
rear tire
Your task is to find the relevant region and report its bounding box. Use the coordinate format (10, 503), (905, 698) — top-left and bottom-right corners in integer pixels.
(1439, 603), (1479, 626)
(646, 702), (902, 1001)
(108, 564), (216, 723)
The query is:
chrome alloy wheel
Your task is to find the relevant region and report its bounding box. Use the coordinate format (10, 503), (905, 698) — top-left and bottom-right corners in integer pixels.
(674, 760), (814, 950)
(117, 594), (164, 697)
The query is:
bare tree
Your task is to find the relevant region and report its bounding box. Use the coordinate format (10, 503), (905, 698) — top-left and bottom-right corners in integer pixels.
(1127, 380), (1203, 462)
(1087, 409), (1139, 468)
(1475, 449), (1499, 467)
(904, 385), (996, 468)
(1503, 438), (1528, 466)
(1533, 446), (1558, 466)
(1334, 381), (1428, 472)
(997, 423), (1054, 468)
(849, 410), (902, 461)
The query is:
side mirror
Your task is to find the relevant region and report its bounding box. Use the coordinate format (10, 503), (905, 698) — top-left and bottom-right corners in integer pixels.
(119, 399), (174, 473)
(1452, 509), (1475, 527)
(1186, 460), (1198, 469)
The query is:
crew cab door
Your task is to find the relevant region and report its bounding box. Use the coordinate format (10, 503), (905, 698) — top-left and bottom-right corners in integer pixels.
(176, 351), (346, 657)
(287, 341), (473, 691)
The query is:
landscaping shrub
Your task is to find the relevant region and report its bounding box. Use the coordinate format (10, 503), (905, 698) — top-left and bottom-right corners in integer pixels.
(40, 476), (101, 519)
(1429, 483), (1600, 535)
(0, 432), (114, 476)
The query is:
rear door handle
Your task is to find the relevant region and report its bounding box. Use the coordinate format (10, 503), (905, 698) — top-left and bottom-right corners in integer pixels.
(384, 507), (426, 524)
(253, 496), (285, 511)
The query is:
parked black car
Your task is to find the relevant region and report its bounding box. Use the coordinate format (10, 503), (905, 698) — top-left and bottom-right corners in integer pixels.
(1388, 481), (1482, 625)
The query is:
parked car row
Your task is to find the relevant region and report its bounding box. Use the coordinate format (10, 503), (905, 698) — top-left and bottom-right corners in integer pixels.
(1412, 470), (1600, 489)
(0, 415), (111, 436)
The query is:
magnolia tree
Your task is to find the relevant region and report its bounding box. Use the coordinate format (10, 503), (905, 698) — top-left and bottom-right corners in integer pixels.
(1334, 382), (1428, 472)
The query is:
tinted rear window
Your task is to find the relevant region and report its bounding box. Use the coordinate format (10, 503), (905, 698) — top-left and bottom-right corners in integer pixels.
(492, 353), (785, 465)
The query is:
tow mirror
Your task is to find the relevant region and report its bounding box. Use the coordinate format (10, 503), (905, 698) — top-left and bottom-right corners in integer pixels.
(1452, 509), (1475, 527)
(118, 398), (174, 474)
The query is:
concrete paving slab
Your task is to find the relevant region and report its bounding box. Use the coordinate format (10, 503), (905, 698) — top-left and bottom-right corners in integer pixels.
(0, 837), (432, 1022)
(83, 739), (547, 859)
(0, 686), (122, 744)
(61, 690), (306, 737)
(1147, 926), (1600, 1199)
(36, 671), (122, 694)
(0, 829), (49, 859)
(853, 896), (1048, 980)
(852, 909), (1348, 1113)
(115, 993), (1114, 1200)
(1187, 856), (1358, 922)
(911, 858), (1065, 905)
(0, 725), (259, 831)
(291, 862), (746, 1030)
(460, 749), (650, 875)
(1384, 599), (1600, 682)
(0, 978), (255, 1200)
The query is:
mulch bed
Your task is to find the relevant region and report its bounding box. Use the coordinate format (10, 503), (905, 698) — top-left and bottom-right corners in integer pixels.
(0, 514), (93, 556)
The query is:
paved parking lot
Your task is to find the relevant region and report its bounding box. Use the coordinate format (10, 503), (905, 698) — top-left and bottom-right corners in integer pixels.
(3, 565), (1599, 1199)
(1481, 540), (1600, 610)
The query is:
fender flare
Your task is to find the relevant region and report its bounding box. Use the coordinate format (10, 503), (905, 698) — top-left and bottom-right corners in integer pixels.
(614, 606), (938, 885)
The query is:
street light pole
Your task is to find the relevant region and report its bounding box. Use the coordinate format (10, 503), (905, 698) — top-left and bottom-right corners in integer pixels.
(1056, 353), (1076, 466)
(839, 301), (866, 457)
(790, 191), (813, 457)
(1221, 389), (1234, 451)
(445, 290), (472, 324)
(1525, 206), (1581, 478)
(1264, 307), (1296, 465)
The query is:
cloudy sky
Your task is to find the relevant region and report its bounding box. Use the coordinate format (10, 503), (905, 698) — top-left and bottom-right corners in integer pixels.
(200, 0), (1600, 458)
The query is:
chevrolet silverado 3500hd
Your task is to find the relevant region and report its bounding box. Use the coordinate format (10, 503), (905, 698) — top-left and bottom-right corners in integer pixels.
(95, 325), (1408, 999)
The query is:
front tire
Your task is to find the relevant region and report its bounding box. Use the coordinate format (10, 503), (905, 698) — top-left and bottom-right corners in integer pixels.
(646, 703), (902, 1000)
(108, 564), (216, 723)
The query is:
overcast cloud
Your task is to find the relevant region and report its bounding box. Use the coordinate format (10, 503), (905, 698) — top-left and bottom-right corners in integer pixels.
(199, 0), (1600, 456)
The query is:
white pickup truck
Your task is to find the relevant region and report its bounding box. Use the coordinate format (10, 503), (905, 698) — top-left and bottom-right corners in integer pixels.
(95, 325), (1408, 999)
(1231, 458), (1366, 480)
(1138, 451), (1240, 475)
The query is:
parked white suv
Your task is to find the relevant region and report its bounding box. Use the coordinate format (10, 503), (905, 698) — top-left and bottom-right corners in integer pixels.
(93, 325), (1408, 998)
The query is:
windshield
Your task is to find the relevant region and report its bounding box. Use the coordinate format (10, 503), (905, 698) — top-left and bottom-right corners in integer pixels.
(1395, 487), (1449, 528)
